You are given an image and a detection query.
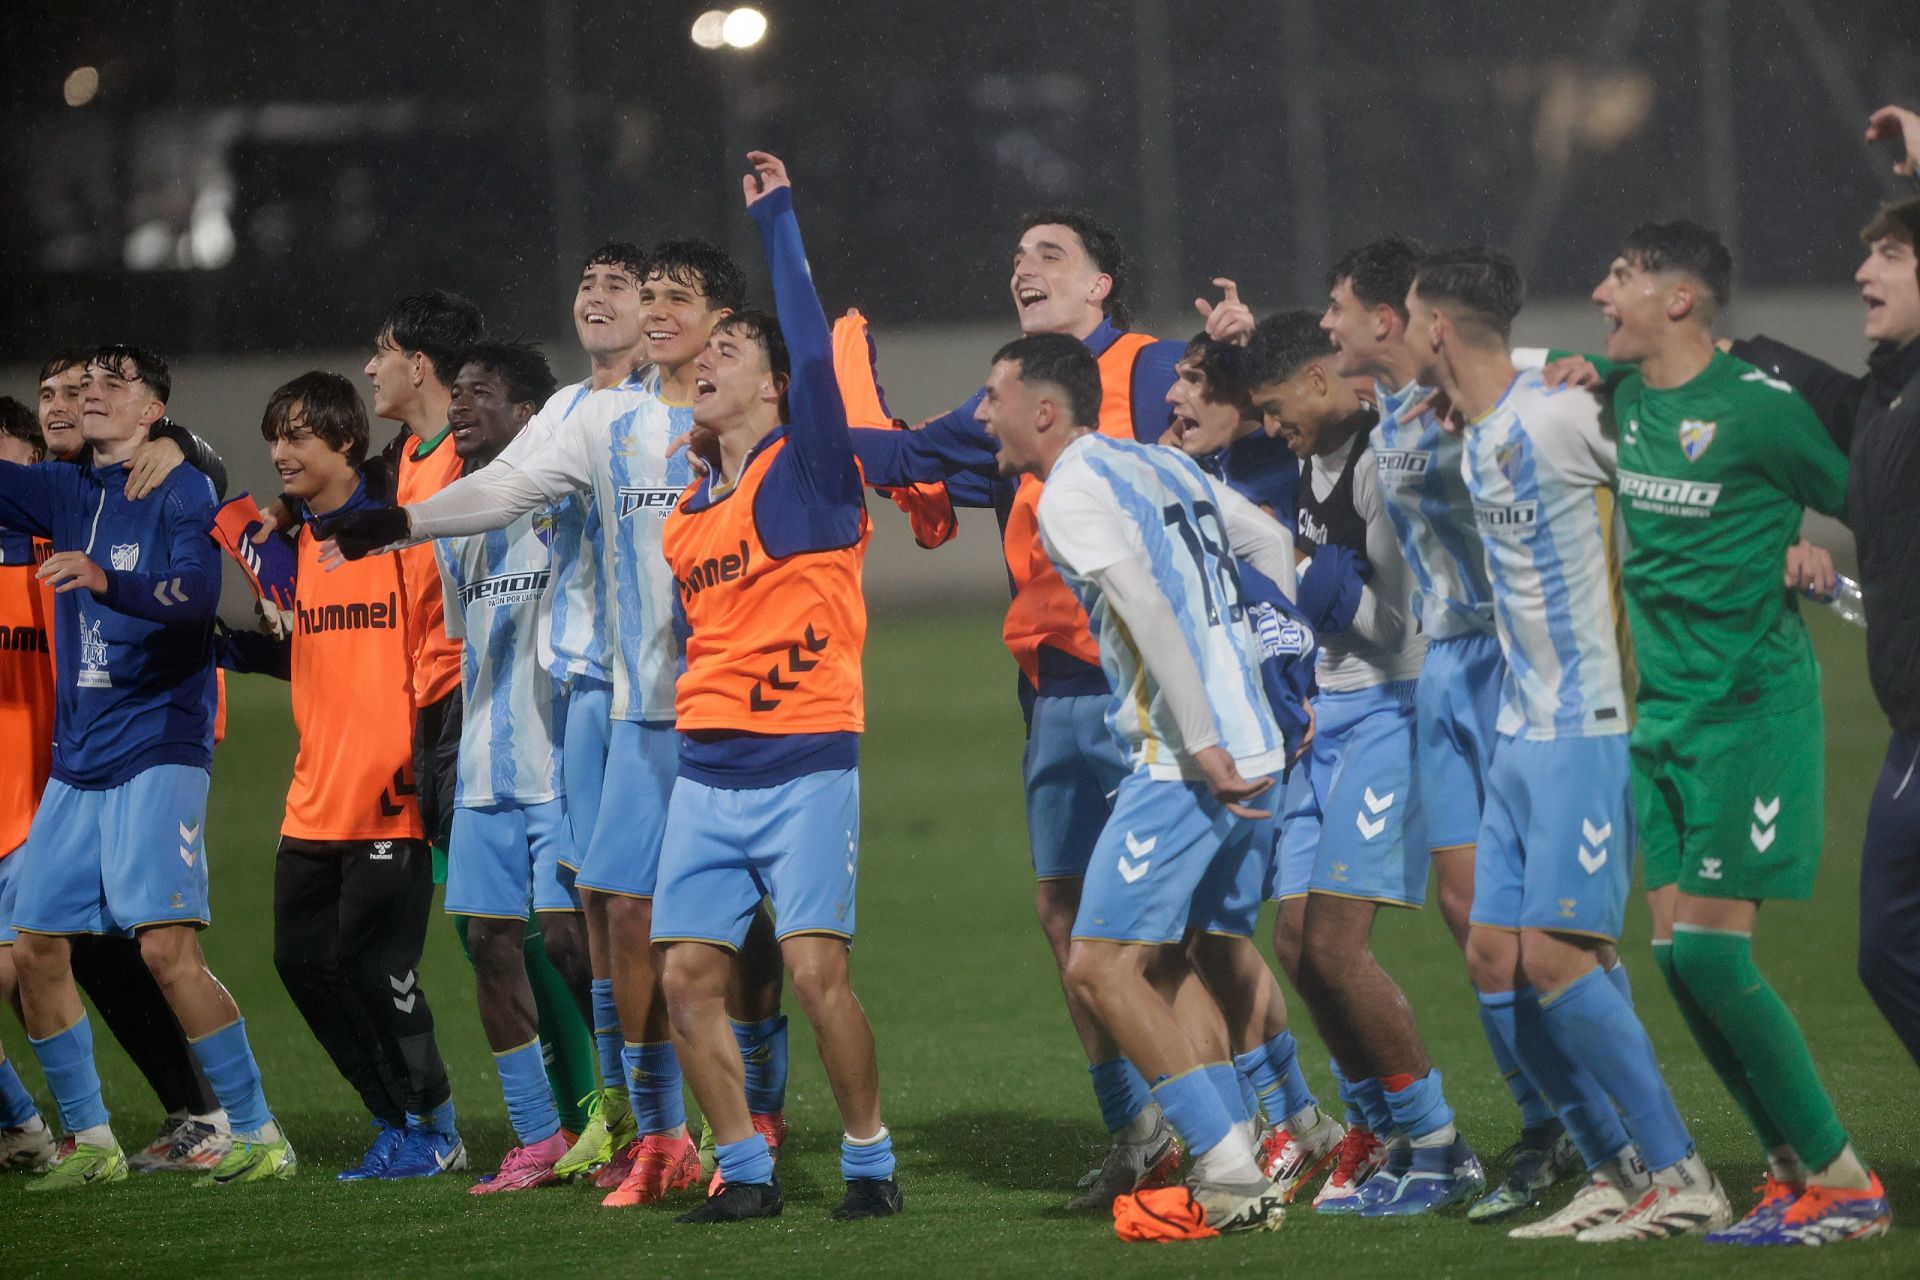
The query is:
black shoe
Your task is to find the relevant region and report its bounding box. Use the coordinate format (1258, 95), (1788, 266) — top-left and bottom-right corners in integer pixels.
(674, 1176), (784, 1224)
(831, 1176), (904, 1221)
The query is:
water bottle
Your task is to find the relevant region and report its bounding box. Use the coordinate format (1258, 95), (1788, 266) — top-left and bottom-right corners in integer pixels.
(1803, 573), (1867, 627)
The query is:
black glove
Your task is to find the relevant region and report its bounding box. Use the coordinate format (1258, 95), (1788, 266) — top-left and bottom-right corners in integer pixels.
(319, 506), (411, 560)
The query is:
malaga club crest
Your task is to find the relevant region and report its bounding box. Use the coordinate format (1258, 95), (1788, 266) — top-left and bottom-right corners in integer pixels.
(1495, 438), (1525, 483)
(533, 513), (557, 548)
(110, 543), (140, 571)
(1678, 419), (1717, 461)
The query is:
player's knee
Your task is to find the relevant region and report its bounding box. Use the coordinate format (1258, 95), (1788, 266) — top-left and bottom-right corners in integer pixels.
(661, 945), (727, 1017)
(136, 928), (200, 991)
(1033, 882), (1078, 958)
(1463, 929), (1515, 992)
(466, 918), (522, 981)
(604, 894), (654, 944)
(538, 915), (589, 983)
(12, 933), (64, 986)
(1270, 915), (1304, 981)
(783, 946), (850, 1016)
(1436, 879), (1474, 944)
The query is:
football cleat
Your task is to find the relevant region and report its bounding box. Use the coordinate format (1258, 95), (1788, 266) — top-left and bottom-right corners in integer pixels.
(754, 1110), (788, 1154)
(1576, 1175), (1732, 1242)
(601, 1132), (700, 1208)
(197, 1134), (296, 1187)
(383, 1128), (468, 1179)
(338, 1120), (407, 1181)
(554, 1089), (632, 1181)
(1311, 1126), (1385, 1212)
(831, 1176), (904, 1221)
(1468, 1126), (1579, 1222)
(28, 1138), (127, 1191)
(1508, 1175), (1633, 1239)
(1741, 1174), (1891, 1246)
(1113, 1178), (1286, 1241)
(594, 1138), (639, 1189)
(675, 1173), (783, 1224)
(1360, 1135), (1485, 1217)
(468, 1133), (567, 1196)
(129, 1111), (228, 1173)
(1065, 1117), (1182, 1212)
(0, 1117), (57, 1172)
(1259, 1113), (1347, 1203)
(1704, 1175), (1801, 1244)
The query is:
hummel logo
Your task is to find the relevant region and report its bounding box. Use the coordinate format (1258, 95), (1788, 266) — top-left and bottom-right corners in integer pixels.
(179, 844), (197, 867)
(180, 821), (201, 844)
(1578, 817), (1610, 874)
(1559, 898), (1578, 919)
(1355, 788), (1393, 840)
(1331, 862), (1349, 882)
(1751, 795), (1779, 853)
(370, 841), (394, 861)
(151, 577), (189, 607)
(391, 970), (418, 1014)
(1118, 831), (1155, 884)
(1700, 857), (1724, 881)
(1363, 787), (1395, 814)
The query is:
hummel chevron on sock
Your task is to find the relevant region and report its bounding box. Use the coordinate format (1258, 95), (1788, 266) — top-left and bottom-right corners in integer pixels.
(732, 1015), (789, 1115)
(494, 1039), (561, 1146)
(188, 1018), (272, 1136)
(1538, 966), (1691, 1171)
(623, 1041), (686, 1136)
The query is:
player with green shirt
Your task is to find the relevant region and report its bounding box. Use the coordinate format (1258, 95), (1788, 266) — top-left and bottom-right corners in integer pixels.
(1535, 220), (1890, 1246)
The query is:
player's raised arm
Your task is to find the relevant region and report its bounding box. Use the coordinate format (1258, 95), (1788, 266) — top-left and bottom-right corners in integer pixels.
(0, 459), (61, 541)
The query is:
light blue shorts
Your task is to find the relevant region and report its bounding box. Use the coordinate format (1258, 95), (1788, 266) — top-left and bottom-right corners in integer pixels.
(1073, 767), (1262, 946)
(1023, 693), (1131, 881)
(445, 797), (581, 919)
(11, 765), (212, 937)
(1279, 681), (1426, 907)
(572, 719), (677, 898)
(0, 852), (22, 946)
(559, 677), (614, 859)
(1190, 811), (1274, 939)
(652, 769), (861, 950)
(1472, 734), (1635, 940)
(1416, 631), (1504, 854)
(1273, 758), (1321, 901)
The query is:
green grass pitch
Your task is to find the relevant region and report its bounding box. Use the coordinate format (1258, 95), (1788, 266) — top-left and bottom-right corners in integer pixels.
(3, 604), (1911, 1276)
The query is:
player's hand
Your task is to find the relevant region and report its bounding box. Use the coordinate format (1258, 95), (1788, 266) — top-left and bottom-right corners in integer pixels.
(1541, 354), (1602, 392)
(1408, 385), (1465, 435)
(1866, 105), (1920, 177)
(1191, 745), (1274, 820)
(743, 151), (791, 206)
(36, 550), (107, 595)
(1784, 538), (1837, 598)
(124, 435), (187, 500)
(318, 505), (410, 562)
(254, 497), (296, 543)
(666, 430), (716, 476)
(1290, 700), (1316, 764)
(1195, 278), (1255, 346)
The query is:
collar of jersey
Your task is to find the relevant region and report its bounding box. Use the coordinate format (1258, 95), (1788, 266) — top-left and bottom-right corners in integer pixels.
(686, 424), (790, 511)
(1468, 369), (1528, 428)
(303, 480), (374, 533)
(411, 424), (454, 459)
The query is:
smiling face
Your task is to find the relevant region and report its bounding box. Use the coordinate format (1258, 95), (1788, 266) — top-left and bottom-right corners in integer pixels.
(1010, 224), (1109, 337)
(1857, 235), (1920, 347)
(448, 362), (532, 464)
(639, 268), (728, 374)
(80, 354), (164, 457)
(1165, 358), (1250, 458)
(974, 358), (1058, 477)
(575, 261), (645, 363)
(37, 362), (86, 459)
(270, 401), (356, 504)
(691, 325), (780, 433)
(1591, 255), (1679, 365)
(1249, 361), (1345, 459)
(1321, 278), (1396, 379)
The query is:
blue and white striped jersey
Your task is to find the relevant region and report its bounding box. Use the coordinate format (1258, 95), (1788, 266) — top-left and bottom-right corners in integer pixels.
(1037, 432), (1291, 782)
(1461, 369), (1630, 741)
(540, 484), (605, 683)
(437, 507), (566, 807)
(1372, 380), (1496, 641)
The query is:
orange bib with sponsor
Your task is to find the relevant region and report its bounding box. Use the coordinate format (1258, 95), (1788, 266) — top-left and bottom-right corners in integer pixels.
(664, 436), (871, 734)
(0, 545), (55, 858)
(1001, 331), (1155, 685)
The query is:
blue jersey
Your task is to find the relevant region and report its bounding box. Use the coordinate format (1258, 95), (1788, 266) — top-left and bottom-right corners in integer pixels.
(1371, 379), (1495, 641)
(1461, 370), (1629, 740)
(0, 458), (219, 788)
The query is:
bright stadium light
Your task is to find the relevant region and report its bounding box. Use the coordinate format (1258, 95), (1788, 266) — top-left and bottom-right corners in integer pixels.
(721, 7), (768, 49)
(690, 9), (727, 49)
(63, 65), (99, 107)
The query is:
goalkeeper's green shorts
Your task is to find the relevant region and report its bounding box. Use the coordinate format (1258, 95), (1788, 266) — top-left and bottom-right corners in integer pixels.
(1632, 698), (1824, 901)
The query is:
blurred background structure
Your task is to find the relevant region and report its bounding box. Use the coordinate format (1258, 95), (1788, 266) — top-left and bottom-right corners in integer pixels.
(3, 0), (1916, 595)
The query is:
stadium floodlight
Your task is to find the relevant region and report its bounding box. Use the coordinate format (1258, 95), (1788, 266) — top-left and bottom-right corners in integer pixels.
(63, 66), (99, 107)
(690, 9), (728, 49)
(721, 6), (768, 49)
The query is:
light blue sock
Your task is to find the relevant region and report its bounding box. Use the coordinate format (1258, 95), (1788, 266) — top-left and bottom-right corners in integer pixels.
(407, 1098), (458, 1137)
(32, 1017), (109, 1135)
(1204, 1061), (1252, 1127)
(1509, 985), (1630, 1169)
(716, 1133), (774, 1185)
(1539, 967), (1691, 1171)
(1149, 1067), (1233, 1159)
(1235, 1030), (1316, 1122)
(1475, 989), (1556, 1129)
(1383, 1069), (1454, 1140)
(1605, 959), (1633, 1008)
(840, 1126), (897, 1180)
(732, 1015), (788, 1115)
(1235, 1064), (1263, 1124)
(1088, 1058), (1150, 1133)
(590, 978), (623, 1091)
(1329, 1057), (1367, 1129)
(1349, 1074), (1395, 1137)
(623, 1041), (685, 1135)
(0, 1057), (38, 1128)
(188, 1018), (272, 1135)
(494, 1039), (560, 1146)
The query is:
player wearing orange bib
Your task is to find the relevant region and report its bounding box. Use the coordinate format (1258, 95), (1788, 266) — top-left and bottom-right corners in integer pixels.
(654, 153), (899, 1225)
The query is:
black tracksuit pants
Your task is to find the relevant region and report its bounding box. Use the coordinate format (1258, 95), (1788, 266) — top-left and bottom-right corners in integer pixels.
(70, 935), (217, 1116)
(1861, 733), (1920, 1072)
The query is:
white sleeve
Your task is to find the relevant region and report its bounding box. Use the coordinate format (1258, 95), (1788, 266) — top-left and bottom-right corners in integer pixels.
(1036, 470), (1132, 576)
(406, 402), (591, 540)
(1090, 556), (1219, 755)
(433, 541), (465, 642)
(1534, 390), (1617, 488)
(1210, 479), (1298, 599)
(1512, 346), (1550, 370)
(1344, 450), (1417, 649)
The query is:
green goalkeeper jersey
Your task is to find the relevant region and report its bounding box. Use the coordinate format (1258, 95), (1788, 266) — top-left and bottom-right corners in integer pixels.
(1566, 349), (1849, 721)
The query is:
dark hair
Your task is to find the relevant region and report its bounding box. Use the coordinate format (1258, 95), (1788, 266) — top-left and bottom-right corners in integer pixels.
(1328, 235), (1428, 319)
(89, 344), (172, 404)
(1862, 197), (1920, 285)
(582, 240), (648, 284)
(1620, 220), (1733, 310)
(377, 290), (486, 386)
(712, 310), (790, 420)
(989, 332), (1103, 428)
(1180, 332), (1254, 411)
(260, 371), (370, 467)
(647, 239), (746, 312)
(1020, 208), (1132, 330)
(1412, 247), (1526, 342)
(0, 397), (45, 460)
(461, 340), (557, 409)
(1244, 310), (1337, 388)
(38, 348), (91, 385)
